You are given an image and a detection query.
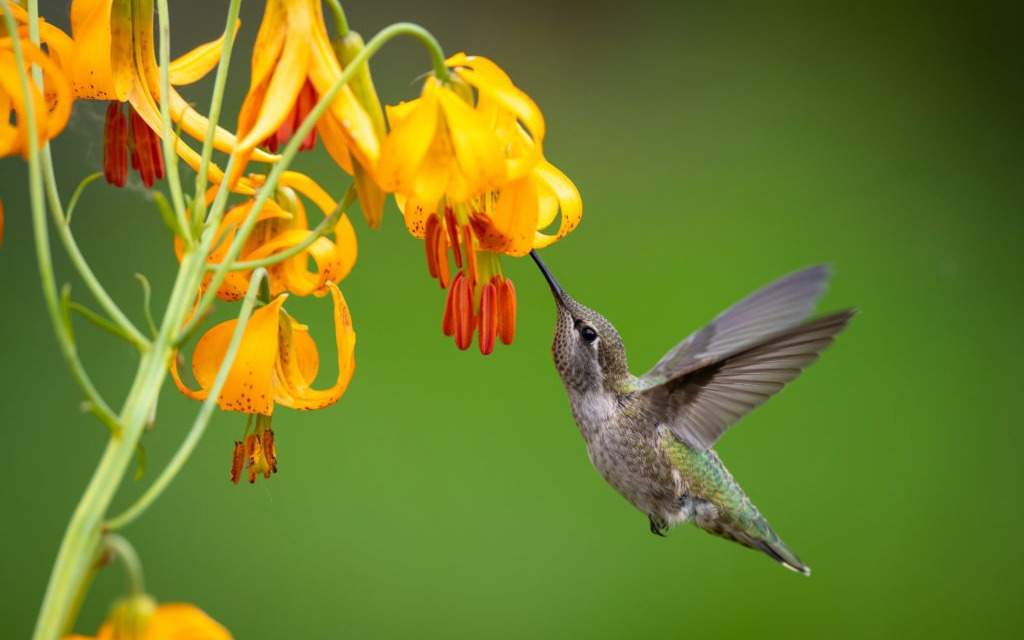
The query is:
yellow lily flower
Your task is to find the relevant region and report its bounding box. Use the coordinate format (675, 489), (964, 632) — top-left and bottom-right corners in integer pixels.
(172, 282), (355, 413)
(230, 0), (380, 197)
(378, 53), (545, 205)
(376, 53), (580, 353)
(0, 30), (72, 158)
(63, 601), (232, 640)
(11, 0), (274, 188)
(176, 171), (357, 301)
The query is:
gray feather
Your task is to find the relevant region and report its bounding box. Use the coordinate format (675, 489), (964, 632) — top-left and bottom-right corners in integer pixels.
(641, 265), (832, 384)
(643, 310), (855, 450)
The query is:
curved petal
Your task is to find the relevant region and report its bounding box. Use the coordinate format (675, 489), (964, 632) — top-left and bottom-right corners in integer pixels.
(67, 0), (119, 99)
(475, 175), (539, 256)
(532, 159), (582, 248)
(277, 282), (355, 410)
(168, 20), (239, 86)
(379, 88), (446, 202)
(193, 294), (287, 415)
(437, 88), (507, 200)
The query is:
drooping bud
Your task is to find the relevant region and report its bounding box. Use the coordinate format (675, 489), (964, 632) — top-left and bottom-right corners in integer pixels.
(333, 31), (387, 228)
(109, 593), (157, 640)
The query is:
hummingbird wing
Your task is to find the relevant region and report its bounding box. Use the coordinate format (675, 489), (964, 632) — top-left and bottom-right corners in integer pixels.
(641, 310), (854, 450)
(640, 265), (832, 385)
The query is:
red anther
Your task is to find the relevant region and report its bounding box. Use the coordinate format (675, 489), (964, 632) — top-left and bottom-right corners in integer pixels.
(130, 110), (164, 188)
(424, 214), (440, 279)
(103, 102), (127, 187)
(435, 217), (451, 289)
(296, 81), (318, 151)
(262, 428), (278, 475)
(453, 273), (475, 350)
(497, 277), (517, 345)
(444, 207), (463, 268)
(478, 281), (497, 355)
(244, 433), (258, 484)
(229, 440), (244, 485)
(441, 273), (460, 337)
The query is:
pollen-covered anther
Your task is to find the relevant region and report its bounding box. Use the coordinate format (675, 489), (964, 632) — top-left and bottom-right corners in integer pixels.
(424, 214), (440, 279)
(478, 280), (497, 355)
(497, 277), (517, 345)
(262, 428), (278, 475)
(229, 440), (245, 485)
(434, 216), (451, 288)
(103, 102), (127, 187)
(452, 271), (476, 350)
(128, 108), (165, 188)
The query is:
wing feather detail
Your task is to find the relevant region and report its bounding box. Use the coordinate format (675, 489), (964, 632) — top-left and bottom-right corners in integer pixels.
(643, 310), (854, 450)
(642, 265), (832, 384)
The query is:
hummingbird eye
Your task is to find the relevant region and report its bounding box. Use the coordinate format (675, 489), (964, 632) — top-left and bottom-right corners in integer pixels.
(579, 325), (598, 344)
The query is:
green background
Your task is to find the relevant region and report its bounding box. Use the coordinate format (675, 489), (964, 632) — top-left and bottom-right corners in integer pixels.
(3, 0), (1022, 637)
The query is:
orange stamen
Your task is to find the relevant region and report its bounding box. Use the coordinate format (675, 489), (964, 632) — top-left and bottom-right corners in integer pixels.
(497, 277), (517, 345)
(461, 224), (478, 293)
(244, 433), (258, 484)
(442, 274), (459, 337)
(103, 102), (127, 187)
(229, 440), (244, 485)
(444, 207), (463, 269)
(479, 280), (497, 355)
(424, 214), (440, 279)
(262, 428), (278, 475)
(435, 217), (451, 288)
(453, 272), (475, 350)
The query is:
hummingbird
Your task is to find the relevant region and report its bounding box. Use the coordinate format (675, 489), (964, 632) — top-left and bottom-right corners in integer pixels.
(529, 251), (853, 575)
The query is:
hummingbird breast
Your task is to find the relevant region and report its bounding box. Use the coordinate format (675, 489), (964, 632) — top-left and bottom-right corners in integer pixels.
(569, 391), (684, 518)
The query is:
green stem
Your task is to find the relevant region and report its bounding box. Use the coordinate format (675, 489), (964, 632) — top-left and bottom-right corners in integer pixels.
(193, 0), (244, 226)
(105, 534), (146, 595)
(325, 0), (349, 36)
(153, 0), (189, 238)
(106, 269), (268, 531)
(65, 173), (103, 225)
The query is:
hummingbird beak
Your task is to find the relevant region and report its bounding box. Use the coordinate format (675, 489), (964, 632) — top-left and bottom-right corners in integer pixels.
(529, 250), (569, 307)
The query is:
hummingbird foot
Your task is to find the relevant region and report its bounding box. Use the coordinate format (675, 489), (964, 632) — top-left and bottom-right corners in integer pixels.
(648, 514), (668, 537)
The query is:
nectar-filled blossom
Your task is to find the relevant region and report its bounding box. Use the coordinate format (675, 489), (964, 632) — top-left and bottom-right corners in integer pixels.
(380, 53), (582, 353)
(176, 171), (357, 301)
(0, 32), (72, 158)
(14, 0), (275, 188)
(63, 601), (232, 640)
(230, 0), (382, 213)
(172, 282), (355, 414)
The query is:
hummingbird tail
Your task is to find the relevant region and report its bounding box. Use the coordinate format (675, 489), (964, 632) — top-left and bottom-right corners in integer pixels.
(754, 537), (811, 576)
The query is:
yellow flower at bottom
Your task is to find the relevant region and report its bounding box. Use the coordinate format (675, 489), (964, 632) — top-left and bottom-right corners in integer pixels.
(172, 282), (355, 414)
(63, 602), (231, 640)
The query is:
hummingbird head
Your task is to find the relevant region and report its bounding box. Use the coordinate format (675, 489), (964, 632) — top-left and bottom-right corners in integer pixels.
(529, 251), (630, 394)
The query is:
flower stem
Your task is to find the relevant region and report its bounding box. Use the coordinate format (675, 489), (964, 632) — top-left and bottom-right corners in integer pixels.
(106, 269), (268, 531)
(154, 0), (189, 238)
(193, 0), (244, 226)
(325, 0), (349, 36)
(106, 534), (146, 595)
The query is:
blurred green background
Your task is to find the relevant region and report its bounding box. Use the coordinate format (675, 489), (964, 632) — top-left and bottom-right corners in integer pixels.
(3, 0), (1022, 637)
